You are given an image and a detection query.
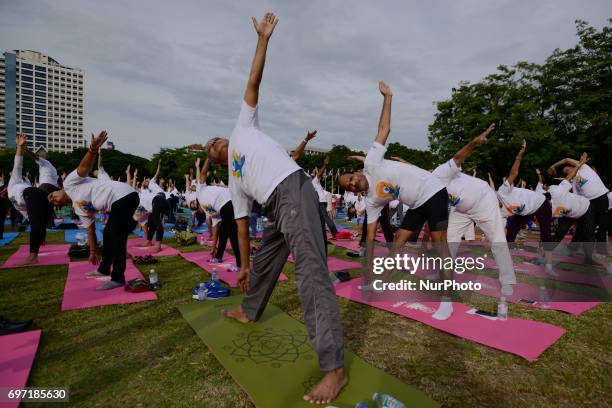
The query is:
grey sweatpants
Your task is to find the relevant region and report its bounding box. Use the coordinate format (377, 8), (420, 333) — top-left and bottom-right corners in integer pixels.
(242, 170), (345, 371)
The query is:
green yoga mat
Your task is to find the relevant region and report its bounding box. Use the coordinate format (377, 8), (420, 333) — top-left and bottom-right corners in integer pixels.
(178, 296), (436, 408)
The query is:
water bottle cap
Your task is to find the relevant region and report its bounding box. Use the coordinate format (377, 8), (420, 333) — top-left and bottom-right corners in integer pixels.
(372, 392), (379, 400)
(150, 269), (155, 273)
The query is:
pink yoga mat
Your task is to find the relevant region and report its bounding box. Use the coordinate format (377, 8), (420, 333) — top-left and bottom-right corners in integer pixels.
(454, 271), (600, 315)
(331, 240), (390, 257)
(335, 278), (565, 361)
(61, 260), (157, 311)
(479, 256), (611, 289)
(127, 238), (180, 257)
(0, 330), (41, 408)
(513, 248), (606, 268)
(1, 244), (70, 269)
(180, 251), (288, 287)
(287, 255), (362, 272)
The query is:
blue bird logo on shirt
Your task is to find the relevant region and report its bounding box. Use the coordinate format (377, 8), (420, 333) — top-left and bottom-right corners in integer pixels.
(76, 200), (96, 216)
(506, 204), (526, 215)
(575, 176), (588, 193)
(232, 149), (245, 179)
(204, 204), (218, 216)
(449, 194), (461, 206)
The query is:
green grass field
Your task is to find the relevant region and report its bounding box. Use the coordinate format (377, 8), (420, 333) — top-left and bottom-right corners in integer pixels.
(0, 229), (610, 407)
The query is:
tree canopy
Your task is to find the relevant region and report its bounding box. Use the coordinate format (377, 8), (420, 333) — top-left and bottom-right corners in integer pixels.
(428, 19), (611, 187)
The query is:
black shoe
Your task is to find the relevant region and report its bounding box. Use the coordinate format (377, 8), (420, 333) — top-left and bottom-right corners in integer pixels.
(0, 316), (33, 326)
(0, 318), (32, 335)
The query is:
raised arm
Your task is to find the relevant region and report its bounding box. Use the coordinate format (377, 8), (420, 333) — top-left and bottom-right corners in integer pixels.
(375, 81), (392, 146)
(152, 160), (161, 181)
(316, 155), (330, 179)
(10, 133), (27, 185)
(77, 131), (107, 178)
(244, 12), (279, 108)
(347, 155), (365, 162)
(132, 168), (138, 189)
(506, 139), (526, 186)
(198, 158), (211, 185)
(452, 123), (495, 166)
(565, 152), (588, 181)
(291, 130), (317, 161)
(125, 165), (132, 185)
(390, 156), (410, 164)
(548, 157), (580, 176)
(487, 172), (496, 190)
(535, 168), (544, 185)
(98, 147), (103, 171)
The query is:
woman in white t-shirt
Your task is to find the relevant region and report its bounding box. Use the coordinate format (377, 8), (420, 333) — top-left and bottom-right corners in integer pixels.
(48, 131), (139, 291)
(549, 156), (610, 256)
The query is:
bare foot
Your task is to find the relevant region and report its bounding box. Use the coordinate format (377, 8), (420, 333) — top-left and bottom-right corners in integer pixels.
(151, 245), (162, 254)
(137, 241), (153, 249)
(14, 253), (38, 266)
(223, 307), (250, 323)
(303, 368), (347, 405)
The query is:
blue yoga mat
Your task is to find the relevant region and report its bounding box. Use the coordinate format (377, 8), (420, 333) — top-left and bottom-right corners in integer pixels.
(0, 232), (19, 246)
(64, 229), (103, 243)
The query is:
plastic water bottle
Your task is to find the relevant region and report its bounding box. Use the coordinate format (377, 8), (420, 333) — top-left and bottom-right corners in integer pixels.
(372, 392), (406, 408)
(540, 286), (550, 308)
(211, 268), (219, 283)
(187, 224), (191, 233)
(149, 269), (158, 289)
(497, 297), (508, 321)
(197, 283), (207, 301)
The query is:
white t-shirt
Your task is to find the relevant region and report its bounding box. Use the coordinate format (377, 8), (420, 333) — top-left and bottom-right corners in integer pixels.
(535, 182), (545, 194)
(312, 178), (327, 203)
(572, 164), (608, 200)
(36, 158), (58, 187)
(133, 191), (157, 223)
(497, 180), (545, 216)
(432, 159), (491, 215)
(97, 166), (111, 182)
(344, 191), (357, 206)
(364, 142), (444, 222)
(148, 178), (164, 194)
(228, 101), (300, 219)
(355, 199), (366, 218)
(63, 170), (135, 227)
(549, 180), (590, 219)
(196, 184), (231, 221)
(7, 156), (30, 219)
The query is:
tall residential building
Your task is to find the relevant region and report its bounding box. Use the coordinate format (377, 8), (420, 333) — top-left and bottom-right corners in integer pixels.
(0, 50), (84, 152)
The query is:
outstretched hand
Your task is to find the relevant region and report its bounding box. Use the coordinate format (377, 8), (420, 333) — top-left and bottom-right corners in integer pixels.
(579, 152), (588, 164)
(518, 139), (526, 155)
(195, 157), (201, 168)
(90, 131), (108, 151)
(16, 132), (27, 147)
(475, 123), (495, 144)
(252, 12), (279, 39)
(305, 130), (317, 141)
(379, 80), (392, 97)
(323, 155), (330, 166)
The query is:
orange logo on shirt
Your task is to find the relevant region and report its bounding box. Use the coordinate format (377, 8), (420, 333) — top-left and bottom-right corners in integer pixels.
(554, 206), (571, 217)
(375, 181), (400, 199)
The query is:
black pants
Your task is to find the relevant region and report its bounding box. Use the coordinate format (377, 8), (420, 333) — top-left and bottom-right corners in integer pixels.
(0, 195), (10, 239)
(195, 210), (206, 227)
(319, 202), (338, 237)
(146, 194), (169, 242)
(360, 203), (394, 246)
(167, 195), (178, 223)
(507, 200), (554, 251)
(215, 202), (241, 267)
(98, 192), (139, 284)
(552, 203), (595, 260)
(588, 193), (609, 255)
(23, 187), (56, 254)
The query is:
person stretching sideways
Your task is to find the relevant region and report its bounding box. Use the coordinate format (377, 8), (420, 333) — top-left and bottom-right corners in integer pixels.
(8, 133), (59, 265)
(549, 155), (609, 256)
(431, 123), (516, 296)
(339, 81), (454, 320)
(48, 131), (139, 290)
(194, 158), (241, 270)
(495, 140), (555, 274)
(204, 13), (346, 404)
(548, 153), (597, 263)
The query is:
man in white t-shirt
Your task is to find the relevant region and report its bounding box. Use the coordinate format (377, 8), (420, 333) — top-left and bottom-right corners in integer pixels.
(339, 82), (454, 320)
(432, 124), (516, 295)
(203, 13), (345, 405)
(495, 140), (555, 273)
(8, 133), (59, 266)
(549, 156), (609, 256)
(548, 153), (598, 263)
(48, 131), (139, 291)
